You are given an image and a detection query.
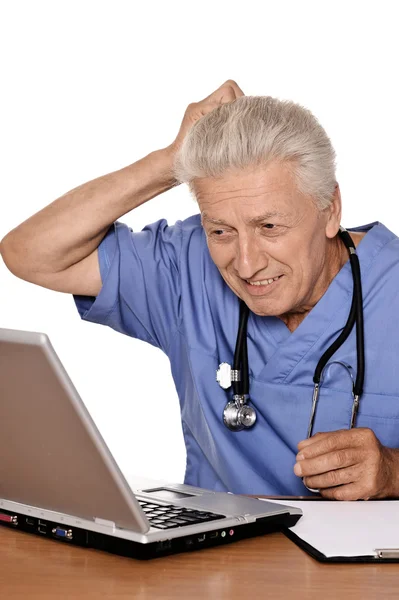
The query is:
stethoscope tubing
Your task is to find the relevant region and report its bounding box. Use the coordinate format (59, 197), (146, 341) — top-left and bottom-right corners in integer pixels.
(233, 300), (249, 396)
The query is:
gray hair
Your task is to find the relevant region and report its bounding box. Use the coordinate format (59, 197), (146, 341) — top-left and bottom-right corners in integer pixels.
(174, 96), (337, 210)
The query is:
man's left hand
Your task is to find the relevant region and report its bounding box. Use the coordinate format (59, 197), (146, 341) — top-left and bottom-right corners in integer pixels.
(294, 428), (399, 500)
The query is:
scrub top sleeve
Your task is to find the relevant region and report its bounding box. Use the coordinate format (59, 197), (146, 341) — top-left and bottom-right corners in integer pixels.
(73, 218), (183, 353)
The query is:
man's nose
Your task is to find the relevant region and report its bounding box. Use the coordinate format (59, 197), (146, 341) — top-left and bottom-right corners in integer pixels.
(234, 236), (268, 280)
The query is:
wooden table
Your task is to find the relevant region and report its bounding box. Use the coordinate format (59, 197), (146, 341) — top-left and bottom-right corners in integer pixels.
(1, 515), (398, 600)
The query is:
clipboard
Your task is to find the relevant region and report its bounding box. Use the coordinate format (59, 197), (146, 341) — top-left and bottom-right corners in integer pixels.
(261, 498), (399, 563)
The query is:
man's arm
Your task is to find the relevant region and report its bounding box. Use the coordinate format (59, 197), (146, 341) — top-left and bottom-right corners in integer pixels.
(0, 148), (177, 296)
(0, 80), (244, 297)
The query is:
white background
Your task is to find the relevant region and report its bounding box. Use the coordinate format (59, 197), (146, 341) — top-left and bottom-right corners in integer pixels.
(1, 0), (398, 484)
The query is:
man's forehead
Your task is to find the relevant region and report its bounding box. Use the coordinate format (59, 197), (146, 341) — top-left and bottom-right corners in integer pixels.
(201, 210), (290, 225)
(193, 162), (299, 204)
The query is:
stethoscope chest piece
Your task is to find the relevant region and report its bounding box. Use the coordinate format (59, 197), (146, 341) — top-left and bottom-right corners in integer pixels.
(223, 395), (257, 431)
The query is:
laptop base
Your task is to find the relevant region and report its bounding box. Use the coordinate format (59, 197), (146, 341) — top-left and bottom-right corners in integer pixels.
(0, 507), (301, 560)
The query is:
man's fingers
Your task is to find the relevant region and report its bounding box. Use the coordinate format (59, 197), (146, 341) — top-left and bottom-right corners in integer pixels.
(303, 464), (360, 490)
(224, 79), (245, 98)
(297, 431), (348, 458)
(297, 429), (370, 459)
(295, 448), (359, 478)
(297, 431), (330, 450)
(319, 482), (366, 501)
(203, 79), (244, 104)
(173, 80), (245, 151)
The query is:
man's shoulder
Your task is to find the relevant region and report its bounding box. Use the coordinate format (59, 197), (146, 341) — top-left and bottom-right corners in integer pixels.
(122, 213), (204, 250)
(369, 222), (399, 265)
(153, 213), (203, 240)
(177, 213), (208, 252)
(363, 222), (399, 295)
(179, 213), (202, 233)
(355, 222), (399, 269)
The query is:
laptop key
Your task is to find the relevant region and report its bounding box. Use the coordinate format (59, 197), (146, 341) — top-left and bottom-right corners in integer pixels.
(191, 513), (221, 520)
(150, 519), (166, 524)
(178, 515), (201, 523)
(166, 518), (190, 525)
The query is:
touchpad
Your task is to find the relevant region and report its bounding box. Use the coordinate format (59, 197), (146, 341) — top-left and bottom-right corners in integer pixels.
(184, 494), (289, 518)
(142, 487), (196, 502)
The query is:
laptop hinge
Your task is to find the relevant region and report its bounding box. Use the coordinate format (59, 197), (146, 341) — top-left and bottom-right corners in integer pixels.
(94, 517), (116, 529)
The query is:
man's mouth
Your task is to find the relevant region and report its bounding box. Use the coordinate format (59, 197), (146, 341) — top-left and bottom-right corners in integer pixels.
(246, 275), (282, 287)
(243, 274), (284, 295)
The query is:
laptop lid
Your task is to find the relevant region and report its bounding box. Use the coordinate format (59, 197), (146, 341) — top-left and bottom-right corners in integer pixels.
(0, 328), (149, 532)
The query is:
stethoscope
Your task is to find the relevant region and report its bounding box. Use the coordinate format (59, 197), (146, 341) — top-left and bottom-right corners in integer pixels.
(216, 226), (365, 436)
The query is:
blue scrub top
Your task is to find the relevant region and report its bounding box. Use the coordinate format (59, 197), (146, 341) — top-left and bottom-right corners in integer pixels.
(73, 216), (399, 495)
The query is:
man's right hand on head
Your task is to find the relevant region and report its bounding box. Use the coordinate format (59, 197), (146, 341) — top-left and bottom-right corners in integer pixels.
(169, 80), (245, 156)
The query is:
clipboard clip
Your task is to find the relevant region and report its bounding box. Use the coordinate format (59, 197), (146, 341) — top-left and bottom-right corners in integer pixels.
(374, 548), (399, 559)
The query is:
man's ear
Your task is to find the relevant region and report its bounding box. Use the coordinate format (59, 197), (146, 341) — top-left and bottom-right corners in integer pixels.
(325, 183), (342, 239)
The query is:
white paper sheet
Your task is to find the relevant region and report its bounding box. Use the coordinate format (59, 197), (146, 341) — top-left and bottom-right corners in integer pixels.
(262, 499), (399, 558)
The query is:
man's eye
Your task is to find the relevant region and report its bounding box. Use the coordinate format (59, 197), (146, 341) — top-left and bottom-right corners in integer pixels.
(263, 223), (275, 229)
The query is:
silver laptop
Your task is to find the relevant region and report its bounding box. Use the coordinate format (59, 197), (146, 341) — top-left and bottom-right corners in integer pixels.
(0, 328), (302, 559)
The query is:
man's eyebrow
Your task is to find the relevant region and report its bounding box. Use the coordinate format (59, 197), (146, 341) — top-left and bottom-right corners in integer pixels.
(201, 214), (228, 225)
(246, 211), (289, 225)
(201, 211), (288, 226)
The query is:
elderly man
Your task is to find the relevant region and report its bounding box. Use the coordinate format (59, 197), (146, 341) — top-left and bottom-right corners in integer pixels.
(2, 81), (399, 501)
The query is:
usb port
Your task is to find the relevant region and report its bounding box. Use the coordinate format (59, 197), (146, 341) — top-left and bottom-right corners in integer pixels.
(197, 534), (206, 542)
(210, 531), (219, 539)
(25, 517), (35, 527)
(38, 520), (47, 534)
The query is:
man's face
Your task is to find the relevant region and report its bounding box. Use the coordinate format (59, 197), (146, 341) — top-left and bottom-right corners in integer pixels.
(194, 161), (339, 318)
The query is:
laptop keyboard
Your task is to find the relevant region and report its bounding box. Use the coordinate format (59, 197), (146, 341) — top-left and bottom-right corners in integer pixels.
(138, 500), (225, 530)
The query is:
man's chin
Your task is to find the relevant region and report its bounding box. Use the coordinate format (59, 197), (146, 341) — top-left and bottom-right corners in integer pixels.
(246, 302), (283, 317)
(225, 279), (290, 317)
(239, 294), (287, 318)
